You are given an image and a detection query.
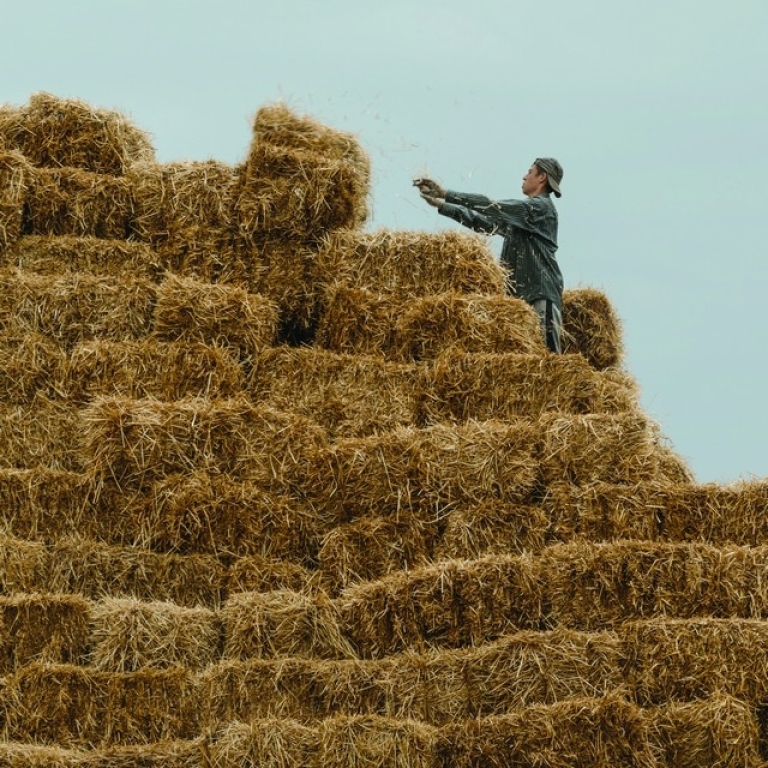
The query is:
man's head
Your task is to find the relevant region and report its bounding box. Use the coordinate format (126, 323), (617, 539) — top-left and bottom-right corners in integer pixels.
(522, 158), (563, 198)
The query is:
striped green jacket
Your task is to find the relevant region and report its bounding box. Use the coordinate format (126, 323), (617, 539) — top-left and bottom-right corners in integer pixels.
(439, 190), (563, 307)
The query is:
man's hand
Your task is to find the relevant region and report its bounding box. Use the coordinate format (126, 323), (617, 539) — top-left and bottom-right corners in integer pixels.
(413, 177), (446, 208)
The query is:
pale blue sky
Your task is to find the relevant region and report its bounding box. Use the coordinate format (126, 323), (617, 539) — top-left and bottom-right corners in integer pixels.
(3, 0), (766, 483)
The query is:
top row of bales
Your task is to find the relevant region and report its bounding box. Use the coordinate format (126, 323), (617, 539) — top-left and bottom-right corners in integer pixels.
(0, 92), (370, 248)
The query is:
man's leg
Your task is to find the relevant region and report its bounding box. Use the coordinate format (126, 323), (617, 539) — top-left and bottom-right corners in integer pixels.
(531, 299), (562, 353)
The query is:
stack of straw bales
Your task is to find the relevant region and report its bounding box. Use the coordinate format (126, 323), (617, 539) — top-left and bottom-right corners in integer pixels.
(3, 92), (766, 768)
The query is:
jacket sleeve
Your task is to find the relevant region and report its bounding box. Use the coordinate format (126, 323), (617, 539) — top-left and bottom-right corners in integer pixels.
(437, 199), (497, 234)
(442, 190), (542, 234)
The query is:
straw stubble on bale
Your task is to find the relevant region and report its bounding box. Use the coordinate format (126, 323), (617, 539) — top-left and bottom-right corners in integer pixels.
(140, 471), (333, 562)
(24, 167), (133, 239)
(421, 351), (638, 423)
(210, 719), (319, 768)
(623, 618), (768, 706)
(227, 555), (313, 595)
(0, 92), (154, 175)
(540, 541), (768, 631)
(222, 589), (356, 661)
(0, 593), (90, 672)
(0, 334), (67, 403)
(0, 269), (156, 349)
(314, 229), (506, 297)
(0, 397), (81, 471)
(80, 397), (327, 491)
(318, 289), (545, 361)
(3, 235), (163, 279)
(233, 103), (370, 241)
(46, 538), (226, 608)
(317, 515), (434, 595)
(88, 597), (220, 672)
(247, 347), (422, 438)
(64, 339), (245, 404)
(436, 695), (657, 768)
(540, 412), (660, 487)
(562, 287), (624, 370)
(153, 274), (278, 360)
(0, 149), (31, 249)
(0, 468), (93, 542)
(0, 534), (50, 593)
(338, 554), (542, 657)
(4, 662), (196, 747)
(309, 420), (540, 522)
(436, 501), (550, 560)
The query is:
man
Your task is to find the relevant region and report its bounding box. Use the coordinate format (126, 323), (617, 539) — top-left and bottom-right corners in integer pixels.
(415, 158), (564, 353)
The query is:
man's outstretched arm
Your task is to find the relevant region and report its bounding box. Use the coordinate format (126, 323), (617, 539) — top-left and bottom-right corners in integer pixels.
(414, 177), (497, 234)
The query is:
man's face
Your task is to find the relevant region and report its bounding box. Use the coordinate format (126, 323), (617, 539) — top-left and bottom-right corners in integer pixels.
(521, 163), (547, 197)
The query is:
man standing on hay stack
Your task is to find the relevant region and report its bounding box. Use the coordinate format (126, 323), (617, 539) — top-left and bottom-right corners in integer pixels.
(415, 158), (564, 352)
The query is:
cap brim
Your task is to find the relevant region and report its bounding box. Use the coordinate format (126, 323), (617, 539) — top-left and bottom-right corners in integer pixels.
(549, 178), (562, 197)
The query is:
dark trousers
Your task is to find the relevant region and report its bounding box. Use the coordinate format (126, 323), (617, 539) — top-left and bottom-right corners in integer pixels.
(531, 299), (562, 353)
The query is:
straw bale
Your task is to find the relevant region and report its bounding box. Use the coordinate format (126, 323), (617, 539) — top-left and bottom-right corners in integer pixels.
(153, 273), (277, 360)
(0, 743), (81, 768)
(2, 92), (154, 174)
(75, 739), (208, 768)
(421, 351), (638, 424)
(247, 347), (422, 438)
(198, 658), (324, 724)
(437, 694), (657, 768)
(539, 541), (768, 631)
(157, 226), (249, 284)
(64, 339), (245, 404)
(222, 590), (356, 660)
(80, 396), (328, 490)
(415, 419), (542, 508)
(127, 159), (236, 244)
(210, 718), (319, 768)
(0, 148), (32, 249)
(394, 292), (546, 362)
(46, 537), (226, 609)
(317, 715), (437, 768)
(0, 534), (50, 593)
(0, 468), (94, 542)
(141, 471), (332, 562)
(233, 144), (367, 240)
(234, 103), (370, 240)
(0, 396), (81, 471)
(562, 287), (624, 370)
(317, 515), (434, 595)
(437, 501), (550, 560)
(25, 166), (133, 239)
(649, 695), (762, 768)
(2, 235), (163, 279)
(540, 412), (660, 487)
(657, 479), (768, 544)
(4, 662), (196, 747)
(88, 597), (220, 672)
(541, 481), (660, 544)
(241, 237), (319, 343)
(227, 556), (313, 595)
(0, 333), (67, 403)
(310, 420), (540, 522)
(0, 593), (90, 672)
(0, 269), (156, 349)
(623, 618), (768, 705)
(465, 628), (624, 716)
(253, 102), (370, 171)
(315, 285), (400, 355)
(338, 554), (542, 657)
(314, 229), (506, 297)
